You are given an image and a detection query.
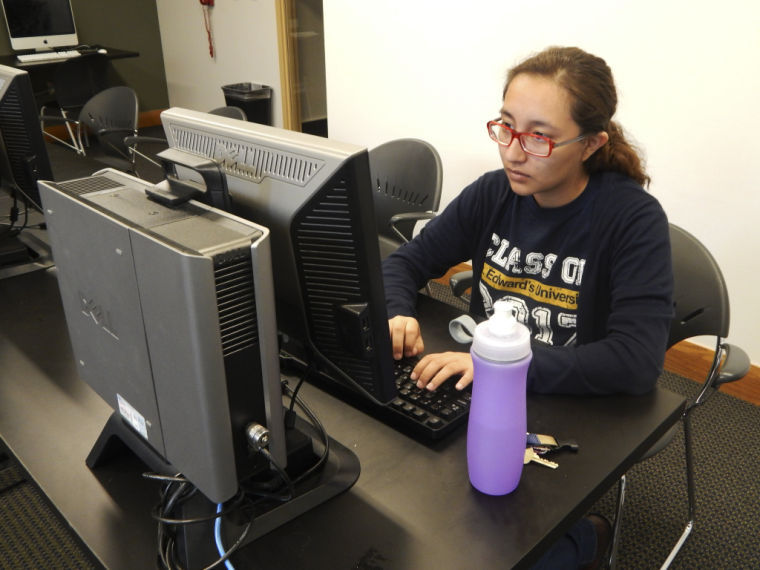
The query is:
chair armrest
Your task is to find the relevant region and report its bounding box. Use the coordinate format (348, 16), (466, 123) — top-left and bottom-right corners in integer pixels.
(95, 127), (136, 137)
(40, 114), (77, 125)
(449, 270), (473, 298)
(123, 135), (168, 147)
(389, 211), (436, 243)
(717, 343), (751, 386)
(389, 211), (436, 224)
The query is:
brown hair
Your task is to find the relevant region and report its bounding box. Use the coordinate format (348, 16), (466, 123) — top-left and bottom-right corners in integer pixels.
(505, 46), (650, 187)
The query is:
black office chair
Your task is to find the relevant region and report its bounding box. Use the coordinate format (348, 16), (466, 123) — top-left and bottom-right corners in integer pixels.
(369, 138), (443, 260)
(40, 54), (109, 155)
(606, 224), (750, 568)
(75, 86), (140, 173)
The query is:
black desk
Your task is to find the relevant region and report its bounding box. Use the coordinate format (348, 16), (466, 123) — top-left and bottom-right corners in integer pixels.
(0, 47), (139, 107)
(0, 269), (686, 569)
(0, 46), (139, 70)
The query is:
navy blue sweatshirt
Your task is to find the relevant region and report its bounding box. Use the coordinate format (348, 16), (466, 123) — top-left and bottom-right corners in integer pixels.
(382, 169), (673, 395)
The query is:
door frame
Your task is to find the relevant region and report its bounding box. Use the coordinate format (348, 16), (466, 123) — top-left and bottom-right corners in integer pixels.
(275, 0), (301, 131)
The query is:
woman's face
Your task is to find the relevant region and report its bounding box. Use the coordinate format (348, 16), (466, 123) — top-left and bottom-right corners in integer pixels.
(498, 73), (607, 208)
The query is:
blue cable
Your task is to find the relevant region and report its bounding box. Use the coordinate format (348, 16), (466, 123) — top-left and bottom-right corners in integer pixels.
(215, 503), (235, 570)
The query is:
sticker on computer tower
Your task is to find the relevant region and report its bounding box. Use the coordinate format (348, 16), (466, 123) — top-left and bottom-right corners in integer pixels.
(117, 394), (148, 439)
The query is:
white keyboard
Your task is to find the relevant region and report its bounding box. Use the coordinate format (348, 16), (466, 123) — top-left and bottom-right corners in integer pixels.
(16, 50), (81, 63)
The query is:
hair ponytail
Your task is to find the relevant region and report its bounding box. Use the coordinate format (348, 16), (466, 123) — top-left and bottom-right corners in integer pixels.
(506, 47), (650, 188)
(587, 121), (650, 187)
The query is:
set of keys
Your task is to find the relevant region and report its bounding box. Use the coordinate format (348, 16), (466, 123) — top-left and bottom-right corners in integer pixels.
(524, 447), (559, 469)
(523, 432), (578, 469)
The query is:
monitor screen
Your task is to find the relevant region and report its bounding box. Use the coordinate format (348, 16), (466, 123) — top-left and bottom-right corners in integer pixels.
(0, 64), (53, 211)
(1, 0), (78, 51)
(159, 107), (399, 405)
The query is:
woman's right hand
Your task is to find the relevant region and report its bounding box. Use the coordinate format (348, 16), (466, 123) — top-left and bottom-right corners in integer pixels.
(388, 315), (425, 360)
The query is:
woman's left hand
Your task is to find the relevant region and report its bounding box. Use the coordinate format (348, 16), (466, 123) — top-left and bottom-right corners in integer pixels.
(411, 351), (474, 392)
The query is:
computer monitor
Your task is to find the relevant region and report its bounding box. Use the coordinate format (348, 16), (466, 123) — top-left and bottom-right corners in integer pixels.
(38, 168), (287, 504)
(0, 64), (55, 277)
(0, 0), (78, 52)
(0, 64), (53, 210)
(159, 107), (398, 405)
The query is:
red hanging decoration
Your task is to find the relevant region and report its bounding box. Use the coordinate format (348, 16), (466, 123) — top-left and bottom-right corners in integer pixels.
(200, 0), (215, 58)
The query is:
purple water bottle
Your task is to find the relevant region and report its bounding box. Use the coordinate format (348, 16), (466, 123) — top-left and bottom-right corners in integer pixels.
(467, 299), (532, 495)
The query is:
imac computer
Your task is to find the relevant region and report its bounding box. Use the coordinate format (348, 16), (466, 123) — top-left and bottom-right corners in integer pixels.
(157, 108), (469, 440)
(0, 64), (54, 277)
(0, 0), (78, 52)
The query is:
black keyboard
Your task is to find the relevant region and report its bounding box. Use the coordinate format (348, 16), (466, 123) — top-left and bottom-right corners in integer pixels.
(387, 357), (471, 439)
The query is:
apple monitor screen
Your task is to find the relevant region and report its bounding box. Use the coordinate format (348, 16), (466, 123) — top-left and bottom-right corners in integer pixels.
(1, 0), (78, 52)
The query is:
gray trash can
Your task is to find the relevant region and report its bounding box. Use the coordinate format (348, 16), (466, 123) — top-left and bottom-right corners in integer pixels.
(221, 83), (272, 125)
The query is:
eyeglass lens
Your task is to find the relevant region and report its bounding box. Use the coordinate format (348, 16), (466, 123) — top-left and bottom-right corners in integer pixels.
(489, 123), (551, 156)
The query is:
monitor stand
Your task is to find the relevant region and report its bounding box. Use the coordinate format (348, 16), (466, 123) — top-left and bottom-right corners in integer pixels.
(0, 230), (54, 280)
(0, 190), (53, 280)
(86, 411), (360, 569)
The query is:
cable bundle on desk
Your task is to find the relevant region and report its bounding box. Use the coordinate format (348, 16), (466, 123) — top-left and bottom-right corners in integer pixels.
(1, 192), (31, 238)
(145, 363), (331, 570)
(146, 474), (251, 570)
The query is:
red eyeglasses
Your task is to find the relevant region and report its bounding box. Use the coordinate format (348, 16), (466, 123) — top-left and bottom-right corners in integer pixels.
(487, 120), (586, 158)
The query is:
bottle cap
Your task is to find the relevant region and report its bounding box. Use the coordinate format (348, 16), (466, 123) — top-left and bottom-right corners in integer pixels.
(471, 299), (531, 362)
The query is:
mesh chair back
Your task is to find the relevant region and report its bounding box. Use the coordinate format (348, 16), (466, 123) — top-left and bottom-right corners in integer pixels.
(668, 224), (730, 348)
(369, 138), (443, 244)
(79, 86), (139, 164)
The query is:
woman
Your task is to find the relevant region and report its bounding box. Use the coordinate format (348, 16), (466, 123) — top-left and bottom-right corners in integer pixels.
(382, 46), (673, 568)
(384, 46), (673, 397)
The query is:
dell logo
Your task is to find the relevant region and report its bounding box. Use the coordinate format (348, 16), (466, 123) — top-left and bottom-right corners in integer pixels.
(79, 292), (119, 340)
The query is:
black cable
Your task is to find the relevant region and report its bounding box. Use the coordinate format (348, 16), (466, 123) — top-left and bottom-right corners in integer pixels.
(147, 473), (255, 570)
(259, 447), (295, 500)
(286, 360), (314, 416)
(281, 380), (331, 485)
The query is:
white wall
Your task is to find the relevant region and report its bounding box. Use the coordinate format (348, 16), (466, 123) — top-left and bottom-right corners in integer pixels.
(324, 0), (760, 365)
(154, 1), (759, 364)
(156, 0), (282, 125)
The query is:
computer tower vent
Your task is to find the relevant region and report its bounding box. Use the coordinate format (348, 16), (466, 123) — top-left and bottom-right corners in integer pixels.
(166, 125), (323, 186)
(214, 250), (258, 357)
(293, 178), (378, 396)
(57, 175), (125, 196)
(0, 88), (25, 182)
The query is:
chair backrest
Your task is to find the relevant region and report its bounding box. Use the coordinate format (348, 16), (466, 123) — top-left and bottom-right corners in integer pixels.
(53, 54), (109, 114)
(79, 86), (139, 160)
(209, 105), (247, 120)
(668, 224), (730, 348)
(369, 138), (443, 244)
